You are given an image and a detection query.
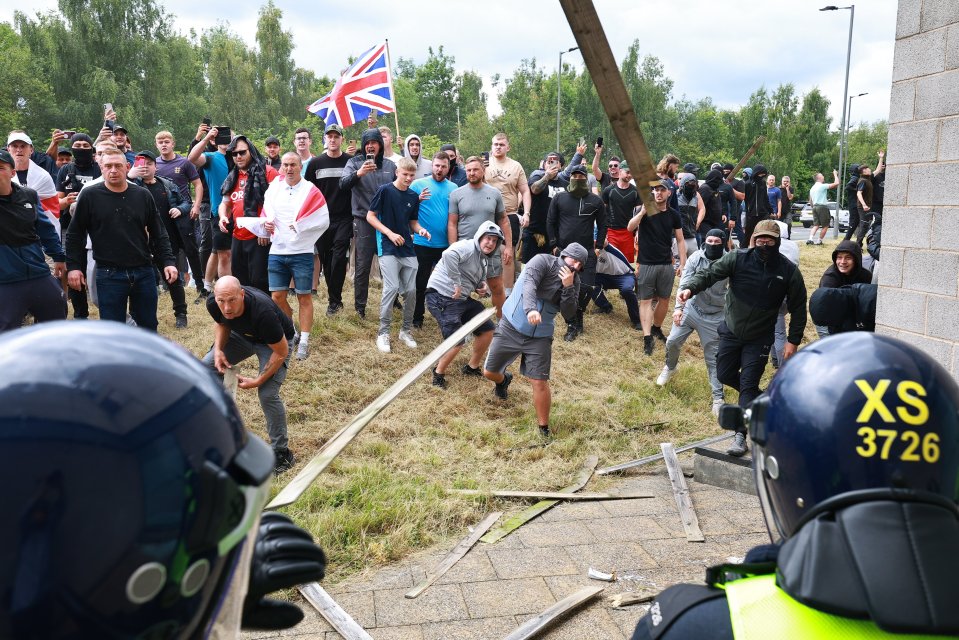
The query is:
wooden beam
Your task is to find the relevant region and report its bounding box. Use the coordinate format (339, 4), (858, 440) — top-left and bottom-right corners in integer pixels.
(480, 456), (598, 544)
(452, 489), (653, 501)
(661, 443), (705, 542)
(405, 512), (502, 599)
(596, 433), (733, 475)
(559, 0), (660, 214)
(728, 136), (767, 182)
(504, 586), (604, 640)
(299, 583), (373, 640)
(610, 591), (656, 608)
(267, 307), (496, 510)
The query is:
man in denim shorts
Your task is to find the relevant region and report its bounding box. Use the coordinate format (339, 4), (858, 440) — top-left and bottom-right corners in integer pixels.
(262, 153), (330, 360)
(425, 221), (503, 388)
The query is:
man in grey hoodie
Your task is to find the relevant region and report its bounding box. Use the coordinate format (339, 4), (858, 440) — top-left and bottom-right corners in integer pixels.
(403, 134), (432, 178)
(340, 128), (397, 317)
(483, 242), (588, 437)
(425, 221), (503, 388)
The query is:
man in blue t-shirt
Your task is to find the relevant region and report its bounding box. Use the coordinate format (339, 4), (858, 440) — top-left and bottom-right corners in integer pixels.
(188, 123), (231, 282)
(409, 152), (456, 328)
(766, 174), (782, 222)
(366, 157), (431, 353)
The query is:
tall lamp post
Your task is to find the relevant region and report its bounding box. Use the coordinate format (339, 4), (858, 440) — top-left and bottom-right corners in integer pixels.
(847, 91), (868, 149)
(557, 46), (579, 152)
(821, 4), (855, 237)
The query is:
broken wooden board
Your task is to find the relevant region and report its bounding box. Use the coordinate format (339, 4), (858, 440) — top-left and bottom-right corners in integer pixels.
(559, 0), (660, 214)
(661, 443), (705, 542)
(610, 591), (657, 608)
(267, 307), (496, 509)
(728, 135), (767, 181)
(405, 512), (502, 599)
(504, 585), (604, 640)
(597, 433), (733, 475)
(480, 455), (598, 544)
(299, 583), (373, 640)
(452, 489), (653, 501)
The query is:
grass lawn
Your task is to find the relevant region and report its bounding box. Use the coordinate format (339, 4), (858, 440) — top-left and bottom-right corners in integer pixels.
(160, 238), (837, 582)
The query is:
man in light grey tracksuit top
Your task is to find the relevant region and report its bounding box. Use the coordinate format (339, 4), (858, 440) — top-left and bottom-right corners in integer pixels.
(425, 221), (504, 388)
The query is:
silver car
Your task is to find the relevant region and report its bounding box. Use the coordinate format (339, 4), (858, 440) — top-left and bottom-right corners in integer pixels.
(799, 201), (850, 231)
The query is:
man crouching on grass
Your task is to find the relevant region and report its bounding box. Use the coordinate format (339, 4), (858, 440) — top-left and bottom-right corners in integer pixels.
(425, 220), (504, 388)
(483, 242), (587, 437)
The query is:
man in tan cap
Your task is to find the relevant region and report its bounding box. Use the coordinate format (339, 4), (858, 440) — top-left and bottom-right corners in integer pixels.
(677, 219), (806, 456)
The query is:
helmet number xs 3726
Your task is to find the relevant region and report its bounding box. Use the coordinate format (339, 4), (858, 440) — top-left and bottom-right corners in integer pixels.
(853, 379), (938, 463)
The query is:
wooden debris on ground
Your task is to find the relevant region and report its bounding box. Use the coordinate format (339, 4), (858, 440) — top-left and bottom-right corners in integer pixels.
(405, 512), (502, 599)
(610, 591), (657, 608)
(299, 583), (373, 640)
(503, 586), (604, 640)
(597, 433), (733, 475)
(452, 489), (653, 501)
(661, 443), (705, 542)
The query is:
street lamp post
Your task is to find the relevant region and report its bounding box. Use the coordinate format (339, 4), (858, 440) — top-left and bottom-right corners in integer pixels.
(847, 92), (868, 147)
(557, 46), (579, 152)
(821, 4), (855, 237)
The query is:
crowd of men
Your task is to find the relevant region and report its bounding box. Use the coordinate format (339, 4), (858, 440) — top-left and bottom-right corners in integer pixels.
(0, 108), (886, 463)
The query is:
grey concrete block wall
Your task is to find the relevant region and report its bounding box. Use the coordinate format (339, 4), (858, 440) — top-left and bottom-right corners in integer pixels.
(881, 1), (959, 379)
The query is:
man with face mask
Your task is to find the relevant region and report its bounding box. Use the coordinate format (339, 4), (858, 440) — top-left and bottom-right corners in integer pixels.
(657, 229), (729, 417)
(546, 164), (606, 341)
(743, 164), (772, 245)
(678, 220), (806, 457)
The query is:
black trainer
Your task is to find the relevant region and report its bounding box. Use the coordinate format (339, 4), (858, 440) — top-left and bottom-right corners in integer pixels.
(174, 314), (187, 329)
(727, 432), (748, 457)
(461, 364), (483, 377)
(643, 335), (654, 356)
(539, 425), (551, 438)
(564, 324), (580, 342)
(274, 448), (296, 474)
(326, 302), (343, 316)
(651, 325), (667, 343)
(432, 367), (447, 389)
(194, 289), (210, 304)
(356, 306), (366, 319)
(632, 322), (644, 332)
(494, 372), (513, 400)
(595, 305), (612, 314)
(412, 320), (423, 329)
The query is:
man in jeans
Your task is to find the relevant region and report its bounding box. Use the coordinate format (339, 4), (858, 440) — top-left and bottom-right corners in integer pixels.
(65, 148), (177, 331)
(204, 276), (296, 473)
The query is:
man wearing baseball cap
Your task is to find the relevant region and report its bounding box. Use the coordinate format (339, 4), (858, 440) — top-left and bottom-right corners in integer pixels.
(677, 219), (806, 457)
(263, 135), (282, 170)
(0, 149), (67, 331)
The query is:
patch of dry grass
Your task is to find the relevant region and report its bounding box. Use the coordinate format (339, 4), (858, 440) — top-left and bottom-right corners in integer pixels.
(157, 234), (837, 582)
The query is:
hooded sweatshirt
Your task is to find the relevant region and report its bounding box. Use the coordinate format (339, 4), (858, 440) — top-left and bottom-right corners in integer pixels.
(698, 169), (725, 231)
(678, 236), (728, 315)
(501, 243), (587, 338)
(820, 240), (872, 288)
(426, 221), (504, 298)
(403, 134), (433, 178)
(676, 174), (700, 239)
(809, 283), (877, 333)
(744, 163), (771, 219)
(339, 128), (397, 219)
(0, 183), (66, 283)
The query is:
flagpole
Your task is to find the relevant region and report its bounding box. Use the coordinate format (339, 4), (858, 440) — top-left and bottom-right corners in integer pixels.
(384, 38), (401, 142)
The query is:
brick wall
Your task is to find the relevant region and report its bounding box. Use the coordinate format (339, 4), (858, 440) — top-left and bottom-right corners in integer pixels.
(878, 1), (959, 375)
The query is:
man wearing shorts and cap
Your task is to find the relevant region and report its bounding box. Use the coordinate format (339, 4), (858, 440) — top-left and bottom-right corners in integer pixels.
(628, 179), (686, 356)
(677, 219), (806, 457)
(483, 242), (587, 438)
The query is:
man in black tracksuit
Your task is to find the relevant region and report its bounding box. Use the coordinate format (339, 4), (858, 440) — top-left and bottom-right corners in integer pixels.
(546, 164), (606, 341)
(743, 164), (771, 246)
(678, 219), (806, 457)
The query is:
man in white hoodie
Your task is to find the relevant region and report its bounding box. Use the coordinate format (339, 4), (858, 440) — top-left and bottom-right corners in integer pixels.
(403, 134), (432, 178)
(262, 153), (330, 360)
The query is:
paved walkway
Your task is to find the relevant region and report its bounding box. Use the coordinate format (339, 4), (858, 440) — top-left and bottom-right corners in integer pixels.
(248, 461), (767, 639)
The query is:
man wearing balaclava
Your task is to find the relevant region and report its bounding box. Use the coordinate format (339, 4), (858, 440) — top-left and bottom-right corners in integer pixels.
(677, 219), (806, 458)
(743, 163), (771, 245)
(546, 164), (606, 341)
(656, 229), (729, 418)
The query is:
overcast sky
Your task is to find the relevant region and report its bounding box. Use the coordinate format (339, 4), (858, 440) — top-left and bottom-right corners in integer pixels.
(7, 0), (898, 130)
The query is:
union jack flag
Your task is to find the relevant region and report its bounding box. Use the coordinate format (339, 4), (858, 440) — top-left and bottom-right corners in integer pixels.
(307, 42), (395, 128)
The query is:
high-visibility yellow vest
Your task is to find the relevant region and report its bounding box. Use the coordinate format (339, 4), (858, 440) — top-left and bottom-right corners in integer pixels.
(725, 574), (943, 639)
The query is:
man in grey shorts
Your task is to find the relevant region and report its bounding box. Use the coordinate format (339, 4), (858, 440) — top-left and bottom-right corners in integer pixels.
(627, 180), (686, 355)
(483, 242), (587, 438)
(448, 156), (511, 315)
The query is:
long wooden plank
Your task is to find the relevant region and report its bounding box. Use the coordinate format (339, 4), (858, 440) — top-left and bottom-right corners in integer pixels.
(559, 0), (660, 214)
(267, 307), (496, 509)
(299, 583), (373, 640)
(480, 455), (598, 544)
(503, 586), (604, 640)
(597, 433), (733, 476)
(661, 443), (705, 542)
(405, 512), (502, 599)
(728, 135), (767, 182)
(452, 489), (653, 501)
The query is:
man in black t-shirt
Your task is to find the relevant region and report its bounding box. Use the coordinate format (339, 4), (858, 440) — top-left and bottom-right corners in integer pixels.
(306, 123), (353, 315)
(203, 276), (296, 473)
(628, 180), (685, 356)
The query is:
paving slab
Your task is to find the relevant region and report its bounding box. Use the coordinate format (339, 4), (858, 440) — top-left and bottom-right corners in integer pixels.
(421, 616), (518, 640)
(583, 514), (673, 542)
(373, 583), (469, 627)
(461, 577), (554, 618)
(564, 542), (659, 574)
(514, 601), (625, 640)
(515, 519), (597, 547)
(486, 545), (580, 579)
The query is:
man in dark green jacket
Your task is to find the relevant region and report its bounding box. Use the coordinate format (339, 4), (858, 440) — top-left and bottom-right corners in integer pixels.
(678, 219), (806, 456)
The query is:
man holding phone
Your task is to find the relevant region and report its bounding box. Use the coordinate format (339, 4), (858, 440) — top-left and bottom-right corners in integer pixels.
(188, 122), (233, 281)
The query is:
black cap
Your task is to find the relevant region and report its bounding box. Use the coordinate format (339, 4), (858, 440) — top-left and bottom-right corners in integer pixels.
(0, 149), (13, 167)
(849, 163), (861, 175)
(135, 150), (157, 162)
(57, 147), (73, 156)
(264, 135), (280, 146)
(722, 163), (734, 171)
(683, 162), (699, 174)
(569, 164), (588, 176)
(113, 124), (128, 134)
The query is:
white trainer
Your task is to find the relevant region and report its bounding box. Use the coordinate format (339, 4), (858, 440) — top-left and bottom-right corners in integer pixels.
(398, 330), (417, 348)
(712, 400), (724, 417)
(656, 365), (675, 386)
(376, 334), (391, 353)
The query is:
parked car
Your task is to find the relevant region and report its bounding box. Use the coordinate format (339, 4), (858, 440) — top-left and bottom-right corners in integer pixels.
(799, 201), (850, 231)
(790, 200), (807, 223)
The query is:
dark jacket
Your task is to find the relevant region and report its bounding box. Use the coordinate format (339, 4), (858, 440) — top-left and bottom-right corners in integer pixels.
(501, 245), (586, 338)
(546, 190), (606, 252)
(684, 245), (807, 344)
(819, 240), (872, 288)
(222, 135), (270, 217)
(0, 183), (66, 283)
(867, 216), (881, 262)
(744, 164), (771, 219)
(809, 283), (876, 334)
(339, 128), (397, 219)
(133, 175), (191, 218)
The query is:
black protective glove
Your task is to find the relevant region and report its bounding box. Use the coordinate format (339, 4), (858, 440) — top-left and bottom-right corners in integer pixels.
(241, 511), (327, 630)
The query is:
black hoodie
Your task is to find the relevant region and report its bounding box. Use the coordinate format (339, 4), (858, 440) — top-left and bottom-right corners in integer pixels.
(339, 128), (397, 219)
(819, 240), (872, 288)
(697, 169), (725, 231)
(221, 135), (270, 218)
(744, 163), (771, 219)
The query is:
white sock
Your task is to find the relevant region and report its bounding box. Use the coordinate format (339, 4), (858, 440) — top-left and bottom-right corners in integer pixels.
(299, 332), (310, 347)
(204, 279), (214, 290)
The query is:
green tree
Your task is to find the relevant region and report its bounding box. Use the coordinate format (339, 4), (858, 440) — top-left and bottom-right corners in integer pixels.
(0, 23), (57, 135)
